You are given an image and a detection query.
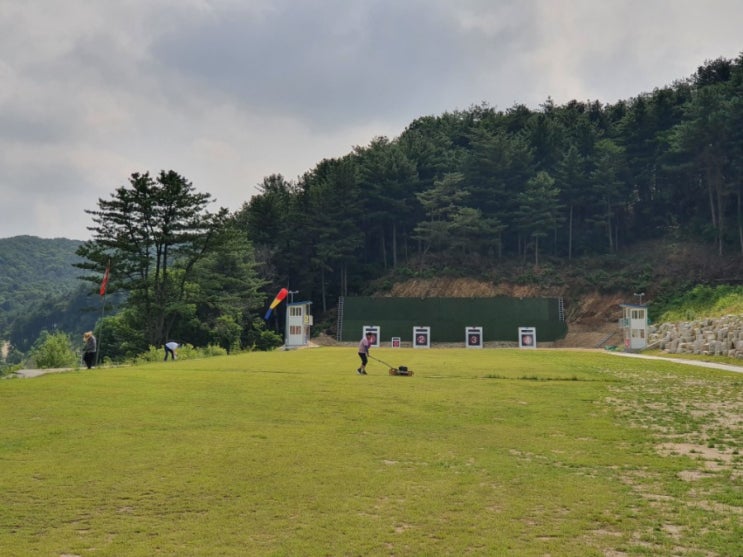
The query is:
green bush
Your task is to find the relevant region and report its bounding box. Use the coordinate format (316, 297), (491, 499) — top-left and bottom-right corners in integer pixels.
(243, 319), (283, 351)
(653, 284), (743, 323)
(134, 343), (228, 364)
(135, 345), (167, 363)
(199, 344), (229, 358)
(29, 330), (78, 369)
(243, 329), (283, 352)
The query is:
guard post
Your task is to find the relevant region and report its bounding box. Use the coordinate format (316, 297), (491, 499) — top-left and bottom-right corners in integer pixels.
(285, 300), (313, 348)
(619, 303), (648, 351)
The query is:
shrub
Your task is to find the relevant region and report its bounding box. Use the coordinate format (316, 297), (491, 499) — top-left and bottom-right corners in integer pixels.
(251, 329), (283, 351)
(199, 344), (228, 358)
(243, 319), (284, 351)
(135, 345), (167, 363)
(654, 284), (743, 322)
(134, 343), (227, 363)
(29, 330), (78, 369)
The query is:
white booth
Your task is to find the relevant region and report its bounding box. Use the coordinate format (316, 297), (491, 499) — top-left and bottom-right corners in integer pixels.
(285, 301), (313, 348)
(620, 303), (648, 351)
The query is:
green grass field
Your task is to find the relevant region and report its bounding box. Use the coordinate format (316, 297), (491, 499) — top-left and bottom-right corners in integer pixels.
(1, 347), (741, 556)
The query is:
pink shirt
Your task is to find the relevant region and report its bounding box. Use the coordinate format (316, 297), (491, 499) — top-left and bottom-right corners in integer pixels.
(358, 337), (371, 354)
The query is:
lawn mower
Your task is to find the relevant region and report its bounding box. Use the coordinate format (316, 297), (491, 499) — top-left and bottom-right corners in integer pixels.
(369, 354), (414, 376)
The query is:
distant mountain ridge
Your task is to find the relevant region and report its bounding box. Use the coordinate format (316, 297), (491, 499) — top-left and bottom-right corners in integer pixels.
(0, 235), (85, 332)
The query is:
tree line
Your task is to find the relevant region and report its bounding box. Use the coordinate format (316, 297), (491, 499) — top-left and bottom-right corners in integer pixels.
(236, 55), (743, 309)
(73, 171), (282, 362)
(63, 53), (743, 361)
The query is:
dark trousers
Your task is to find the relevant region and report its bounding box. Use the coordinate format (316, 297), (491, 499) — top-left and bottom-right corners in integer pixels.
(164, 346), (176, 360)
(83, 352), (96, 369)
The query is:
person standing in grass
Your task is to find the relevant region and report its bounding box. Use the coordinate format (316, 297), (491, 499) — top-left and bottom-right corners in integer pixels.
(357, 332), (373, 375)
(82, 331), (97, 369)
(164, 341), (179, 361)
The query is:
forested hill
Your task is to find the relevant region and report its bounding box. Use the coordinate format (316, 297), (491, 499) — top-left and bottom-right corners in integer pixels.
(0, 235), (83, 293)
(236, 55), (743, 316)
(0, 236), (85, 337)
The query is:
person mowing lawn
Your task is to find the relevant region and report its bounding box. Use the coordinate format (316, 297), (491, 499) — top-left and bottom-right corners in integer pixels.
(357, 331), (373, 375)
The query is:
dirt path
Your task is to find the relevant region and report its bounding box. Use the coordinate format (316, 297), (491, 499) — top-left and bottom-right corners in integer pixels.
(6, 368), (76, 378)
(606, 351), (743, 374)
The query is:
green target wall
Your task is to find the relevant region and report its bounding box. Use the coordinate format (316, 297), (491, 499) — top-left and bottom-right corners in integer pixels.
(337, 296), (567, 343)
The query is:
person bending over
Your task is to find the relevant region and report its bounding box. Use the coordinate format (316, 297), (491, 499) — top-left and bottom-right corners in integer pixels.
(164, 341), (179, 361)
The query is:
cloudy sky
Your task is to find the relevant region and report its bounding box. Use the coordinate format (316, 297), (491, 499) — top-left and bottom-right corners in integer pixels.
(1, 1), (741, 241)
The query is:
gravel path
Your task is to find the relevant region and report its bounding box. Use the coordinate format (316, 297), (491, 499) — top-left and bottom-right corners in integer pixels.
(6, 367), (77, 378)
(606, 351), (743, 374)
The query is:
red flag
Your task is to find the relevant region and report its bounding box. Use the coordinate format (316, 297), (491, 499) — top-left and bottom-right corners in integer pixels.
(99, 264), (110, 296)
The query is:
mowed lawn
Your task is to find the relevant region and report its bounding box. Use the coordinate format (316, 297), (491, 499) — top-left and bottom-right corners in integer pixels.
(1, 347), (741, 556)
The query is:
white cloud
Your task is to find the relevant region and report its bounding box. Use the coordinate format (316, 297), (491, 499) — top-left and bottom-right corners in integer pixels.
(0, 0), (740, 240)
(528, 0), (743, 104)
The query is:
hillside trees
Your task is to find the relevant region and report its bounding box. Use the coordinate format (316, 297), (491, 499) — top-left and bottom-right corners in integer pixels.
(671, 56), (743, 254)
(355, 136), (419, 269)
(588, 139), (629, 252)
(76, 171), (265, 353)
(304, 156), (364, 311)
(236, 158), (367, 316)
(673, 85), (730, 254)
(515, 171), (564, 266)
(463, 128), (533, 258)
(617, 89), (680, 237)
(237, 173), (301, 287)
(0, 236), (84, 338)
(233, 54), (743, 316)
(413, 172), (470, 258)
(177, 220), (267, 351)
(731, 73), (743, 253)
(553, 145), (588, 260)
(5, 285), (99, 353)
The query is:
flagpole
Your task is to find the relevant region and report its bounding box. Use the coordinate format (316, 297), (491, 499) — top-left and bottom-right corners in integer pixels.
(96, 292), (106, 367)
(96, 261), (110, 368)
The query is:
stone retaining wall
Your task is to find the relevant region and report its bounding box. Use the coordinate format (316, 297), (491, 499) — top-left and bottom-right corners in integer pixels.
(648, 315), (743, 358)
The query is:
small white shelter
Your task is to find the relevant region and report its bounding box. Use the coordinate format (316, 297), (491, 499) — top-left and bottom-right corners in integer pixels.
(285, 300), (313, 348)
(619, 303), (648, 351)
